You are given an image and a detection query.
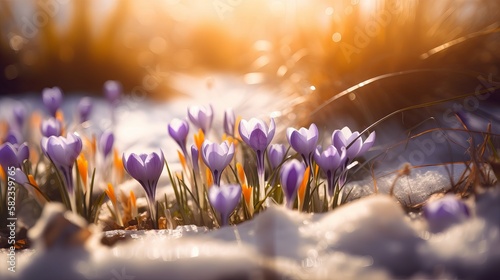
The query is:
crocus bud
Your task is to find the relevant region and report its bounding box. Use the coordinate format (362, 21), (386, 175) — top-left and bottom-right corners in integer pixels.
(423, 195), (470, 233)
(280, 159), (305, 209)
(99, 131), (114, 159)
(208, 184), (241, 226)
(286, 123), (318, 166)
(188, 105), (214, 133)
(42, 87), (63, 117)
(103, 80), (122, 106)
(41, 118), (62, 137)
(223, 108), (235, 136)
(77, 97), (93, 123)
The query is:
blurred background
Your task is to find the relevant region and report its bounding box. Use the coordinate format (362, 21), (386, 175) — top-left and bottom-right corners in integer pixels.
(1, 0), (499, 130)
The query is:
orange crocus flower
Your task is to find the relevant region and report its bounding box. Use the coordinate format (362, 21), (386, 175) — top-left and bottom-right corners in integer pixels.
(76, 154), (88, 188)
(297, 166), (311, 211)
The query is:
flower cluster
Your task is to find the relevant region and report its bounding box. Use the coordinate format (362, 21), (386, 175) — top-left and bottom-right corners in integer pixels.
(0, 82), (126, 227)
(0, 82), (376, 232)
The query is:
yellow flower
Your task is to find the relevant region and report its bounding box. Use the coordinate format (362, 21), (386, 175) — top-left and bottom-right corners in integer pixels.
(194, 128), (205, 153)
(105, 183), (123, 227)
(236, 163), (253, 215)
(76, 154), (88, 189)
(177, 150), (187, 171)
(236, 163), (247, 186)
(105, 183), (116, 204)
(234, 116), (242, 140)
(113, 148), (124, 182)
(222, 134), (238, 147)
(55, 110), (65, 135)
(206, 167), (213, 187)
(28, 175), (46, 205)
(130, 190), (138, 219)
(0, 165), (5, 182)
(298, 166), (310, 211)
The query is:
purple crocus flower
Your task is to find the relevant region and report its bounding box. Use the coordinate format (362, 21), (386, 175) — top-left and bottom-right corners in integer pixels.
(280, 159), (305, 209)
(223, 108), (235, 136)
(41, 133), (82, 196)
(268, 144), (286, 170)
(99, 131), (114, 159)
(41, 118), (62, 137)
(238, 118), (275, 199)
(42, 87), (63, 117)
(0, 142), (30, 170)
(77, 97), (93, 123)
(188, 105), (214, 133)
(201, 140), (234, 186)
(239, 118), (276, 154)
(4, 130), (21, 144)
(314, 145), (347, 197)
(13, 103), (26, 129)
(103, 80), (122, 106)
(423, 195), (470, 233)
(332, 127), (376, 162)
(168, 118), (190, 155)
(190, 144), (199, 174)
(122, 151), (164, 223)
(208, 184), (241, 226)
(286, 123), (319, 166)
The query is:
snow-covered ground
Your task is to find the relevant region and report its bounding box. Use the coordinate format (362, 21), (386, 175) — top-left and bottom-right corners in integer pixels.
(2, 188), (500, 279)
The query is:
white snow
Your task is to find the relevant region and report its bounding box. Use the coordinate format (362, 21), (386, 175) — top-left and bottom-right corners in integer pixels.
(2, 190), (500, 279)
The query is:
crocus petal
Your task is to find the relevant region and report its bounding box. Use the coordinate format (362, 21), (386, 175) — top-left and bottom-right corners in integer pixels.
(144, 151), (164, 178)
(99, 131), (114, 158)
(104, 80), (122, 105)
(13, 104), (26, 128)
(66, 133), (83, 160)
(46, 137), (72, 166)
(239, 118), (275, 152)
(423, 195), (470, 233)
(122, 150), (163, 222)
(42, 87), (63, 116)
(123, 153), (148, 182)
(0, 143), (18, 168)
(168, 118), (189, 146)
(346, 137), (363, 160)
(202, 141), (234, 185)
(17, 143), (29, 164)
(208, 184), (241, 226)
(248, 128), (268, 151)
(41, 118), (62, 137)
(191, 144), (199, 173)
(280, 159), (304, 208)
(5, 130), (20, 144)
(268, 144), (286, 169)
(314, 145), (341, 172)
(358, 131), (376, 156)
(238, 119), (251, 141)
(188, 105), (213, 133)
(40, 137), (49, 157)
(12, 168), (29, 185)
(287, 123), (318, 158)
(332, 129), (347, 149)
(223, 108), (235, 136)
(267, 118), (276, 143)
(78, 97), (93, 122)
